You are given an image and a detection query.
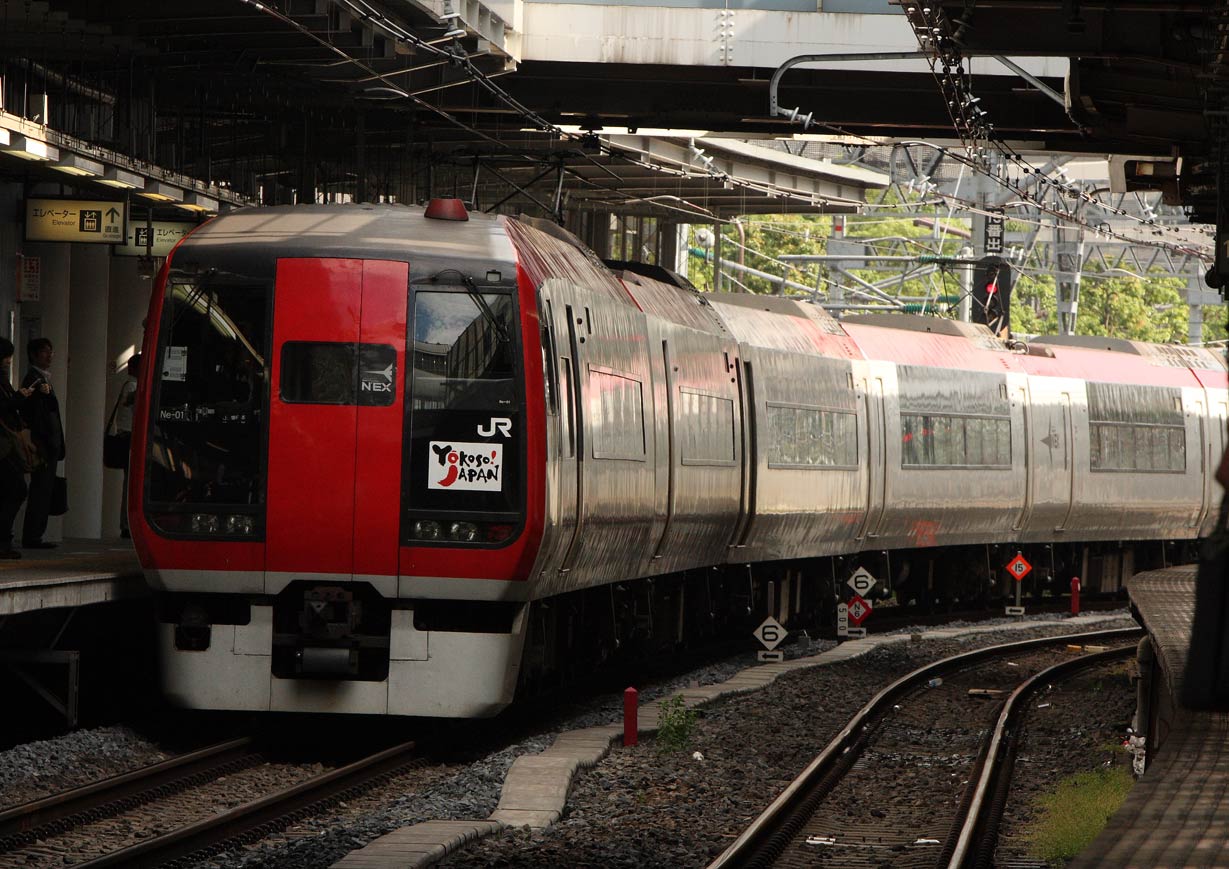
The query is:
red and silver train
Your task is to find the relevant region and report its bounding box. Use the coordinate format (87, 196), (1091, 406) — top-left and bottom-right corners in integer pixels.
(130, 201), (1228, 717)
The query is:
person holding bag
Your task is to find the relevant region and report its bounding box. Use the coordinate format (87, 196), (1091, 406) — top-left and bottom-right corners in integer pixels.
(105, 354), (139, 538)
(0, 338), (37, 559)
(20, 338), (64, 549)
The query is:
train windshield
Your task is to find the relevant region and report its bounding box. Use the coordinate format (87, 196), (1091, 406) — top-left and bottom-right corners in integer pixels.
(403, 287), (523, 541)
(146, 276), (269, 512)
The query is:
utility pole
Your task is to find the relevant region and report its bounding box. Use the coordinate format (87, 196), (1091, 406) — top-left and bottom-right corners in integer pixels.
(958, 245), (974, 322)
(1055, 220), (1085, 335)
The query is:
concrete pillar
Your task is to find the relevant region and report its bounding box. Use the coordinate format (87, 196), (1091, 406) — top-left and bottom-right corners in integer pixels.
(0, 184), (22, 351)
(63, 245), (110, 538)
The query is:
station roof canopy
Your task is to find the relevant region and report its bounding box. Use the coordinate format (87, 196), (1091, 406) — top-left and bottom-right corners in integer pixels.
(0, 0), (1222, 220)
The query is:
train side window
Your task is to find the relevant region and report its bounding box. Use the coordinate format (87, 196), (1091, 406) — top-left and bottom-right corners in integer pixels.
(279, 342), (396, 407)
(900, 412), (1011, 469)
(766, 404), (858, 469)
(1086, 382), (1186, 473)
(590, 368), (645, 460)
(679, 388), (736, 466)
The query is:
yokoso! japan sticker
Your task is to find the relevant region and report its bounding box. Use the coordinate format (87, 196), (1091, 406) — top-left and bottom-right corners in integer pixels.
(428, 441), (504, 491)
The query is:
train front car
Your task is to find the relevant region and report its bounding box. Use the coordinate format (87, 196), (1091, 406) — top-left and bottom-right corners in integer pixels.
(131, 203), (545, 717)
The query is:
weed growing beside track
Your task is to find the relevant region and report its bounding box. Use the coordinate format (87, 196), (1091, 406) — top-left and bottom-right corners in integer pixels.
(1027, 766), (1135, 863)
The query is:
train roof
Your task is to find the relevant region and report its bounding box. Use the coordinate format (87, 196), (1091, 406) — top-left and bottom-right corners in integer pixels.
(706, 294), (863, 358)
(1017, 336), (1227, 389)
(1031, 334), (1228, 374)
(170, 203), (518, 283)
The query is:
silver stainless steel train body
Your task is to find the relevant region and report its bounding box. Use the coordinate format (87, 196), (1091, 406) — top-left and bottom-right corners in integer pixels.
(527, 260), (1227, 597)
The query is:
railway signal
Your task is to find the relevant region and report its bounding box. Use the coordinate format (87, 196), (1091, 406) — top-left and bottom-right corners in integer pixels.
(847, 594), (872, 626)
(754, 617), (786, 661)
(847, 567), (877, 597)
(1006, 553), (1032, 580)
(1005, 552), (1032, 616)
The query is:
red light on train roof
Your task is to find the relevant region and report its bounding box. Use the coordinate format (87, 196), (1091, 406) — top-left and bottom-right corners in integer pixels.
(424, 198), (469, 221)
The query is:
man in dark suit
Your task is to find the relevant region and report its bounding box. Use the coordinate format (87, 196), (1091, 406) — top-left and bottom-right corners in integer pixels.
(21, 338), (64, 549)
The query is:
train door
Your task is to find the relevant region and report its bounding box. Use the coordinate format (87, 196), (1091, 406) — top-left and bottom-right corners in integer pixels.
(729, 352), (757, 550)
(533, 281), (581, 585)
(1191, 398), (1208, 530)
(857, 372), (887, 541)
(650, 337), (677, 560)
(557, 300), (585, 575)
(1013, 383), (1034, 533)
(1056, 392), (1076, 532)
(265, 258), (407, 590)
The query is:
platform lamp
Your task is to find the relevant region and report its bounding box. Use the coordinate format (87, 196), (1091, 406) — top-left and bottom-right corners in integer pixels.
(51, 153), (104, 177)
(98, 167), (145, 191)
(138, 181), (183, 203)
(177, 191), (219, 214)
(1, 132), (58, 162)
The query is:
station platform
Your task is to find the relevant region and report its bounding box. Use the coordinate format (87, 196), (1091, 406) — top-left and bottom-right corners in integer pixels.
(1070, 564), (1229, 868)
(0, 540), (145, 617)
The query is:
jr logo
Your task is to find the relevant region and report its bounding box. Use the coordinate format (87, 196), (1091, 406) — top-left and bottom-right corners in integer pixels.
(477, 417), (512, 438)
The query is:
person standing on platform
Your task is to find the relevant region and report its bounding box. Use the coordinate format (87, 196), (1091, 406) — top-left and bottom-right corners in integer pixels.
(0, 339), (34, 559)
(114, 355), (139, 539)
(20, 338), (64, 549)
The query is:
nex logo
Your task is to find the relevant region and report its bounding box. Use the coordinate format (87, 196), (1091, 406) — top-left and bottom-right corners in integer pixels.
(360, 363), (394, 393)
(478, 417), (512, 438)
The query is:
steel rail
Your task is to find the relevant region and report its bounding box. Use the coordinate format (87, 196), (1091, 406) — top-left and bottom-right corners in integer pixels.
(74, 740), (419, 869)
(945, 643), (1136, 868)
(0, 737), (256, 851)
(706, 626), (1142, 869)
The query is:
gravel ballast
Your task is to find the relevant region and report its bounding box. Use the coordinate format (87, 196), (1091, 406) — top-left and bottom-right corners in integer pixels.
(0, 725), (168, 809)
(186, 613), (1137, 869)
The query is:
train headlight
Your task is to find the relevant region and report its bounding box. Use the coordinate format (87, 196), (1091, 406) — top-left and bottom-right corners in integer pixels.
(190, 513), (220, 534)
(225, 514), (255, 535)
(412, 520), (442, 541)
(448, 521), (479, 542)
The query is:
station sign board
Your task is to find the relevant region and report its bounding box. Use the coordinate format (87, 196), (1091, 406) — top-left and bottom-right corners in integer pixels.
(25, 198), (125, 244)
(985, 208), (1005, 254)
(114, 221), (197, 257)
(18, 255), (40, 302)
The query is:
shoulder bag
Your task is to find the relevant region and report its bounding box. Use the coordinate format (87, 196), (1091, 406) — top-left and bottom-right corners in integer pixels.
(103, 389), (131, 470)
(1, 418), (41, 473)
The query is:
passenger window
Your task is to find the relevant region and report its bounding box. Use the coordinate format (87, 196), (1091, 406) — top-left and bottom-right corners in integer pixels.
(149, 278), (268, 509)
(280, 342), (397, 407)
(1086, 382), (1186, 473)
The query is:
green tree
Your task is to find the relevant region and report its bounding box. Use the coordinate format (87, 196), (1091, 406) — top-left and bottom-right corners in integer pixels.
(1009, 269), (1192, 342)
(1203, 302), (1227, 345)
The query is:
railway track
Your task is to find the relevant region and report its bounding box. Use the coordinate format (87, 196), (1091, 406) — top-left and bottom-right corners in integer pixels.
(0, 737), (420, 868)
(707, 627), (1141, 869)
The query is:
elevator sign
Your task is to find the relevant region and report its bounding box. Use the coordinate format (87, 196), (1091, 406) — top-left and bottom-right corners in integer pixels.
(26, 198), (126, 244)
(115, 221), (196, 257)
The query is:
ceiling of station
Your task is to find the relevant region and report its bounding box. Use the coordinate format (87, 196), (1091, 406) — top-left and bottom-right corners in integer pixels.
(0, 0), (1224, 222)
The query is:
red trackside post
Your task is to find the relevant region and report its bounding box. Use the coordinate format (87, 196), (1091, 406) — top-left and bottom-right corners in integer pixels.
(624, 687), (638, 746)
(1071, 576), (1081, 616)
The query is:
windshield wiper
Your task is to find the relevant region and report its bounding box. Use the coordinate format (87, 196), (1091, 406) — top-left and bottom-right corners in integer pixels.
(462, 275), (511, 345)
